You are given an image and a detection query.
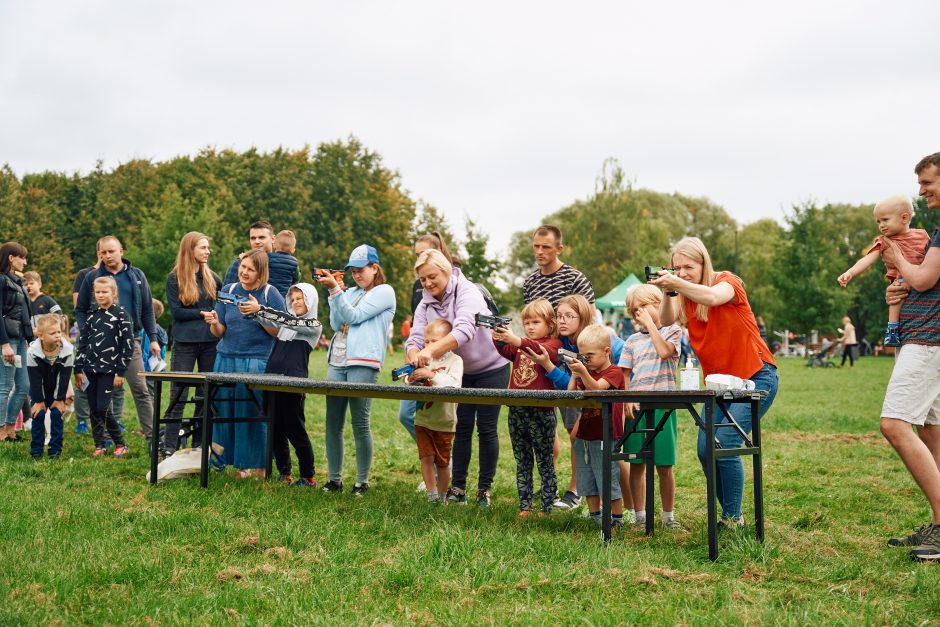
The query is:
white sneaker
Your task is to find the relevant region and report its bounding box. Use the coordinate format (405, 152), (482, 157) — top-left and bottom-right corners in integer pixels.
(416, 480), (427, 493)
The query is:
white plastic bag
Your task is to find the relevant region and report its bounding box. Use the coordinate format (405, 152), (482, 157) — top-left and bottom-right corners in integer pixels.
(704, 374), (756, 391)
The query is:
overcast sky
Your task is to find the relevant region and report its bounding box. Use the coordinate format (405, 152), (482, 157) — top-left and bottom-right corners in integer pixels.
(2, 0), (939, 256)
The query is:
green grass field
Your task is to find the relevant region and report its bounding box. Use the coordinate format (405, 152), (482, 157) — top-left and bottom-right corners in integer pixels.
(2, 353), (939, 625)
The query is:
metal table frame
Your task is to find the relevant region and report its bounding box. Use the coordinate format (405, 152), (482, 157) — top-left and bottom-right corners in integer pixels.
(145, 373), (764, 559)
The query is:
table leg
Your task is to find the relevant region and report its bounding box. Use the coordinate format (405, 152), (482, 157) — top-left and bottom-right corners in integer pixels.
(645, 408), (654, 536)
(149, 378), (162, 485)
(706, 398), (718, 561)
(200, 380), (213, 489)
(602, 401), (612, 544)
(752, 396), (764, 542)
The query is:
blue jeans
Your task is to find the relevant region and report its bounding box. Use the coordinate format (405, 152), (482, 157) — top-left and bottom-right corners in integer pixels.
(30, 406), (63, 457)
(325, 365), (379, 484)
(1, 339), (29, 425)
(398, 400), (418, 442)
(697, 362), (778, 520)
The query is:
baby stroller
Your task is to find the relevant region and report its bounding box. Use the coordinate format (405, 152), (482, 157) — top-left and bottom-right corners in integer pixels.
(807, 338), (838, 368)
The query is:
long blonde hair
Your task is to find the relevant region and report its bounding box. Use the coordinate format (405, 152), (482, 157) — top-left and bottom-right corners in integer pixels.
(173, 232), (217, 306)
(671, 236), (717, 323)
(556, 294), (593, 344)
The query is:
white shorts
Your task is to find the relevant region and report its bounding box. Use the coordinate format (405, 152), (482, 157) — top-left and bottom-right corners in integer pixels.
(882, 344), (940, 426)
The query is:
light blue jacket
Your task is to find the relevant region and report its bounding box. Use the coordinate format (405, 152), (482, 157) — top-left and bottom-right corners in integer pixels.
(328, 283), (396, 369)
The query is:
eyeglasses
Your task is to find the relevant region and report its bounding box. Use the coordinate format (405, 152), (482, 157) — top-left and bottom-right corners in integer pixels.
(557, 313), (579, 321)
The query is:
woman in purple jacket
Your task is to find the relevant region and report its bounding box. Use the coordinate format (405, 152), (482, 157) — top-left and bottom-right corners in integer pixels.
(406, 249), (510, 507)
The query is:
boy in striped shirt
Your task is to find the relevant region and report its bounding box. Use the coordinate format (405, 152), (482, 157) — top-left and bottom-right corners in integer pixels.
(618, 285), (685, 531)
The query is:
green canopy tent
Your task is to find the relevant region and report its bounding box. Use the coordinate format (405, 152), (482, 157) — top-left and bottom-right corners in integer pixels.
(594, 274), (642, 321)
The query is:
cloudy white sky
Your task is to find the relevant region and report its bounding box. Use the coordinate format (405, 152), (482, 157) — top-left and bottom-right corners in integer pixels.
(2, 1), (938, 255)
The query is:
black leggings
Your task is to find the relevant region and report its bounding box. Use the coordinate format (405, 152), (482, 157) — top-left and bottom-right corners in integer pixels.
(841, 344), (857, 367)
(451, 364), (511, 493)
(265, 391), (315, 479)
(86, 372), (125, 448)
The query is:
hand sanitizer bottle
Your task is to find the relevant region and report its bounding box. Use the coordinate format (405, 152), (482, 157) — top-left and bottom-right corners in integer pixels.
(680, 357), (700, 390)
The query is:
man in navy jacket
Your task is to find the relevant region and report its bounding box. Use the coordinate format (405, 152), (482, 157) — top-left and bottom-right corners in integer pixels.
(76, 236), (163, 444)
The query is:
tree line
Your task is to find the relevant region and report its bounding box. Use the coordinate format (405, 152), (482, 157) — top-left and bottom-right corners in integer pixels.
(2, 141), (935, 346)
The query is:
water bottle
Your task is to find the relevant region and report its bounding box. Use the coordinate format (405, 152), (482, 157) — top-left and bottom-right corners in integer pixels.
(680, 358), (700, 390)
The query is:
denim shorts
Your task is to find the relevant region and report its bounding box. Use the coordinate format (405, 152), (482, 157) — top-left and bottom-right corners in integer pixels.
(574, 438), (621, 499)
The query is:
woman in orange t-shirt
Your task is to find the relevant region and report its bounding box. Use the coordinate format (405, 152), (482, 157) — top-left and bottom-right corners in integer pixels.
(652, 236), (778, 529)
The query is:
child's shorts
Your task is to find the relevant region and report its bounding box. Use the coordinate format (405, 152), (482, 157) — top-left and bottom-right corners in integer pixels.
(575, 437), (621, 499)
(625, 408), (677, 466)
(560, 407), (580, 431)
(415, 425), (455, 467)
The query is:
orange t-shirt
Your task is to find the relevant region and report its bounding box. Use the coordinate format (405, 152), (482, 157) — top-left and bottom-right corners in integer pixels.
(684, 272), (776, 379)
(867, 229), (931, 280)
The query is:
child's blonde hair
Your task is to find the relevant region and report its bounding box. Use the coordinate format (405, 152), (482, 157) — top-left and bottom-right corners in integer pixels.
(670, 236), (719, 324)
(425, 318), (453, 340)
(556, 294), (593, 341)
(152, 298), (164, 318)
(521, 298), (557, 338)
(274, 230), (297, 254)
(36, 314), (61, 336)
(577, 324), (611, 351)
(93, 276), (118, 302)
(626, 285), (663, 321)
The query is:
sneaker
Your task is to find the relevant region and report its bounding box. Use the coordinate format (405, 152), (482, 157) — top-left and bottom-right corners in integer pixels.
(279, 473), (295, 483)
(885, 326), (901, 347)
(717, 515), (745, 531)
(427, 491), (441, 503)
(611, 517), (624, 528)
(625, 510), (637, 524)
(322, 480), (344, 493)
(113, 446), (128, 458)
(518, 510), (532, 519)
(416, 480), (427, 493)
(663, 519), (688, 532)
(209, 447), (226, 472)
(889, 524), (929, 547)
(445, 487), (467, 505)
(476, 489), (491, 508)
(553, 490), (581, 510)
(291, 477), (317, 489)
(634, 516), (648, 529)
(92, 447), (105, 457)
(911, 523), (940, 561)
(352, 482), (369, 497)
(75, 420), (89, 435)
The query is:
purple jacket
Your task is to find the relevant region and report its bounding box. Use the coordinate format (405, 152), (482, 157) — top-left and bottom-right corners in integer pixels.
(406, 268), (507, 375)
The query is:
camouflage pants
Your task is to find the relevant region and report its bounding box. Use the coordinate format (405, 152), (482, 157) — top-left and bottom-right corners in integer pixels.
(508, 406), (558, 512)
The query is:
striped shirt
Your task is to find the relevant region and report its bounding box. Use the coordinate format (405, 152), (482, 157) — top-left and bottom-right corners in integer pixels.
(617, 325), (682, 391)
(522, 264), (595, 307)
(900, 227), (940, 346)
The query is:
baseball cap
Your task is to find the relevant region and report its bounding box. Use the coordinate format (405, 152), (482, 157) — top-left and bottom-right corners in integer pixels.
(345, 244), (380, 270)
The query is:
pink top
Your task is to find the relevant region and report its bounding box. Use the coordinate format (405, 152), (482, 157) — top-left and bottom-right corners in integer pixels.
(868, 229), (931, 280)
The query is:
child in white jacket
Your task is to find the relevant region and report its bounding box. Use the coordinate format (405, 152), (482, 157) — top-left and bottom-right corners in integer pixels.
(405, 319), (463, 503)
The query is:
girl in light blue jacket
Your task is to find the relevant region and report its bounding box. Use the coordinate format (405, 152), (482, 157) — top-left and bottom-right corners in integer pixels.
(315, 244), (396, 496)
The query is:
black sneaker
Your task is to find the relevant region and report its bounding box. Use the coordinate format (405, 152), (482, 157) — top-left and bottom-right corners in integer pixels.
(445, 487), (467, 505)
(322, 480), (344, 493)
(351, 482), (369, 497)
(476, 489), (491, 508)
(889, 524), (929, 547)
(911, 523), (940, 561)
(553, 490), (581, 510)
